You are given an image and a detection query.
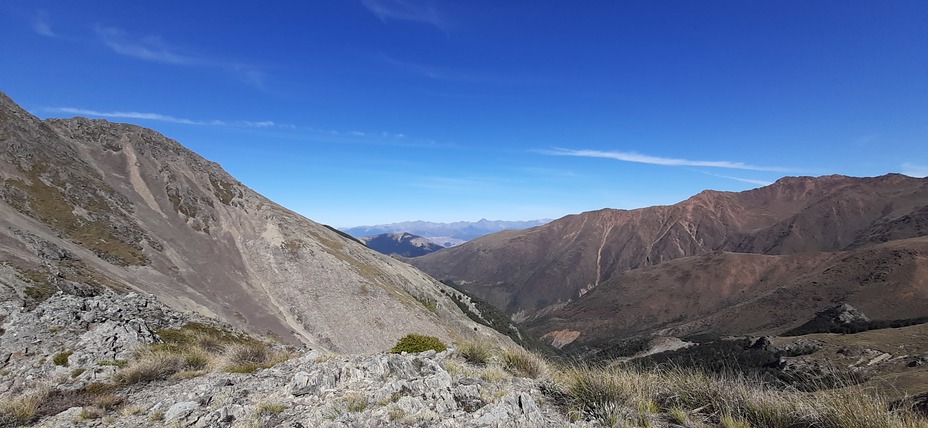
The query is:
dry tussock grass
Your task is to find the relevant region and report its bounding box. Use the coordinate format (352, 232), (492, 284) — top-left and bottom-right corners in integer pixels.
(0, 388), (45, 427)
(552, 364), (928, 428)
(500, 347), (549, 379)
(113, 322), (291, 385)
(456, 339), (493, 366)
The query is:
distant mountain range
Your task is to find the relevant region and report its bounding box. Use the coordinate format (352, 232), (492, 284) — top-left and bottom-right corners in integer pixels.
(360, 232), (444, 258)
(342, 219), (552, 246)
(411, 174), (928, 351)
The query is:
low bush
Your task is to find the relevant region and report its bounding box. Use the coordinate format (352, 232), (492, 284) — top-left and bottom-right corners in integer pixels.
(389, 334), (447, 354)
(52, 350), (72, 367)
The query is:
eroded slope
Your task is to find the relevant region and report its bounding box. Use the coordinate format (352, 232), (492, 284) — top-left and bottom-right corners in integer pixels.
(0, 91), (496, 353)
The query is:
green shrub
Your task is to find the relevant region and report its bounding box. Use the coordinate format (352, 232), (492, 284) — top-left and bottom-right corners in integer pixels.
(52, 350), (72, 367)
(389, 334), (447, 353)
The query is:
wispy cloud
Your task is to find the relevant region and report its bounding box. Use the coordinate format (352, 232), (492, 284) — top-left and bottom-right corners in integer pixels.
(361, 0), (448, 29)
(695, 170), (773, 186)
(47, 107), (291, 128)
(901, 162), (928, 178)
(48, 107), (454, 148)
(94, 25), (266, 87)
(713, 175), (773, 185)
(381, 55), (497, 82)
(32, 10), (55, 37)
(96, 26), (196, 65)
(540, 148), (789, 172)
(302, 127), (456, 149)
(312, 128), (406, 139)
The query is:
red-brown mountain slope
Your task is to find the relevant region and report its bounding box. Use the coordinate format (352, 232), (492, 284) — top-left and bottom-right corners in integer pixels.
(412, 174), (928, 343)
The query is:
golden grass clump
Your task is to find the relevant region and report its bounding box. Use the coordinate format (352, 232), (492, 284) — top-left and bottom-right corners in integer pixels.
(0, 389), (45, 426)
(345, 393), (369, 413)
(500, 348), (548, 379)
(456, 339), (493, 366)
(112, 349), (186, 385)
(112, 322), (290, 384)
(552, 363), (928, 428)
(256, 401), (285, 416)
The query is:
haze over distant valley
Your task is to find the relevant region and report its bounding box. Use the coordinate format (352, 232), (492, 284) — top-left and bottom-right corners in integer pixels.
(343, 218), (552, 247)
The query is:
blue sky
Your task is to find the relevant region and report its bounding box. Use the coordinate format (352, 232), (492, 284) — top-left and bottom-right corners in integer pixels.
(1, 1), (926, 227)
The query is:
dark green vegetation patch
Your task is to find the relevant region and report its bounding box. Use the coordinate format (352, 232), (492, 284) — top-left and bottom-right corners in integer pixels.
(784, 315), (928, 336)
(389, 333), (447, 353)
(629, 338), (860, 391)
(441, 280), (558, 356)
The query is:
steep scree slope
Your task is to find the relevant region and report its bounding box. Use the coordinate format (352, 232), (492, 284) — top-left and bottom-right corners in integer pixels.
(0, 91), (496, 353)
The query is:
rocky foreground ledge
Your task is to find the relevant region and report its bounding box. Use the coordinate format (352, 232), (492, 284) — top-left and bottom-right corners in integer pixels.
(6, 292), (928, 428)
(0, 292), (584, 427)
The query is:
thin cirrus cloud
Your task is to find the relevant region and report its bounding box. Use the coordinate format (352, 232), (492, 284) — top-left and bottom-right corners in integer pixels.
(95, 26), (198, 65)
(94, 25), (266, 87)
(696, 171), (774, 186)
(541, 148), (790, 172)
(32, 11), (55, 37)
(47, 107), (289, 128)
(361, 0), (448, 29)
(47, 108), (450, 147)
(381, 55), (508, 83)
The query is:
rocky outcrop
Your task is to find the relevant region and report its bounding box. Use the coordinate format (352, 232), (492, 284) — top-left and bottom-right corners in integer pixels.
(31, 348), (578, 428)
(0, 292), (584, 427)
(0, 291), (193, 396)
